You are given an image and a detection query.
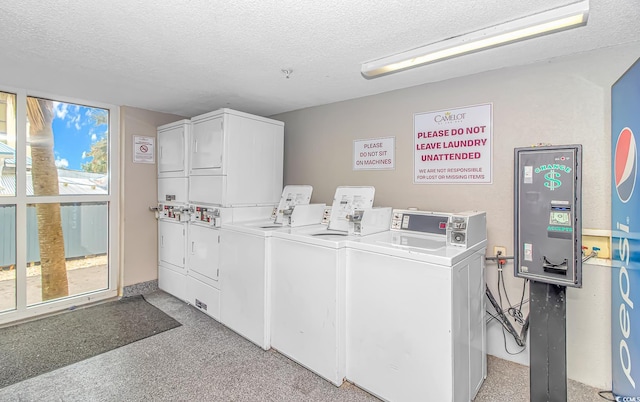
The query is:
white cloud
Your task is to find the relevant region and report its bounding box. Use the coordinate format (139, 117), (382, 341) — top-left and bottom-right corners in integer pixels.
(91, 133), (97, 141)
(54, 103), (69, 119)
(55, 158), (69, 168)
(82, 151), (88, 159)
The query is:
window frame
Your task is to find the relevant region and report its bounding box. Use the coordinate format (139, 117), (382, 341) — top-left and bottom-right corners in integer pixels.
(0, 86), (119, 324)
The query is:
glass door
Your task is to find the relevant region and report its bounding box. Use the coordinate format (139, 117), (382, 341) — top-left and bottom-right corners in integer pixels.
(0, 89), (119, 324)
(0, 92), (17, 313)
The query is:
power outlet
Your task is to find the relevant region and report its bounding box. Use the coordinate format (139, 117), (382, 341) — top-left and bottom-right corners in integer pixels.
(493, 246), (507, 257)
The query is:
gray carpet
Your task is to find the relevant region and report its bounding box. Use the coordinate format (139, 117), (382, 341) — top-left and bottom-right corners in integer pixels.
(0, 291), (608, 401)
(0, 295), (181, 389)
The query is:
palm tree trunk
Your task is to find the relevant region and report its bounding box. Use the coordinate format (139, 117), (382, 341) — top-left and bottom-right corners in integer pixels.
(29, 98), (68, 300)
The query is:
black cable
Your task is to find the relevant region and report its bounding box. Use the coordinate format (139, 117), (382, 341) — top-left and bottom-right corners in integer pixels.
(597, 390), (615, 401)
(494, 259), (527, 355)
(507, 278), (528, 325)
(497, 256), (530, 326)
(500, 322), (526, 355)
(499, 270), (514, 307)
(497, 261), (504, 308)
(486, 284), (526, 347)
(486, 255), (530, 350)
(485, 310), (519, 332)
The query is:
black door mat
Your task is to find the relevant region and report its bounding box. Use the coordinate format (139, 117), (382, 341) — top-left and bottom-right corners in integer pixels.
(0, 295), (181, 388)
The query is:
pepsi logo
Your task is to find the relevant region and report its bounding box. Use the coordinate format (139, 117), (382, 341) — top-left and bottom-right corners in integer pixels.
(615, 127), (637, 203)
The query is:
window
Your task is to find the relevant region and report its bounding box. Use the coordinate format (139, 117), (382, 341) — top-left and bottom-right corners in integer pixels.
(0, 92), (16, 197)
(0, 89), (118, 323)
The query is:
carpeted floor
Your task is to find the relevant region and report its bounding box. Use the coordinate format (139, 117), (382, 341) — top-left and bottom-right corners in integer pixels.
(0, 295), (181, 389)
(0, 291), (609, 401)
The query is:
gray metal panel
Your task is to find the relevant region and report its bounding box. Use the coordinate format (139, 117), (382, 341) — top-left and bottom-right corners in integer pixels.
(530, 282), (567, 402)
(514, 145), (582, 287)
(0, 203), (108, 267)
(0, 205), (16, 267)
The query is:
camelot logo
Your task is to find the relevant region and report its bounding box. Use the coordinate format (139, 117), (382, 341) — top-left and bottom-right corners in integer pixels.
(433, 111), (466, 124)
(615, 127), (637, 203)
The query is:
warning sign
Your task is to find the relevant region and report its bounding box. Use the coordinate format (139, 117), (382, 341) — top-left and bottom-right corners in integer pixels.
(414, 104), (492, 184)
(133, 135), (155, 164)
(353, 137), (395, 170)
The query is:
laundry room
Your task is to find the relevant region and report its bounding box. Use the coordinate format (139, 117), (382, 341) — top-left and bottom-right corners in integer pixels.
(1, 1), (640, 401)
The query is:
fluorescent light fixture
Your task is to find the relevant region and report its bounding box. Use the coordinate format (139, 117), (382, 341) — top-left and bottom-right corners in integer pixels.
(361, 0), (589, 78)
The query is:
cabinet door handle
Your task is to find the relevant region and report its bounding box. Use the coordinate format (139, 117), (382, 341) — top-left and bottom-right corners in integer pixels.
(191, 241), (195, 254)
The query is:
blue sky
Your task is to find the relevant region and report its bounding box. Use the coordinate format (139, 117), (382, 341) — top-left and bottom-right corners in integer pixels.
(51, 102), (108, 170)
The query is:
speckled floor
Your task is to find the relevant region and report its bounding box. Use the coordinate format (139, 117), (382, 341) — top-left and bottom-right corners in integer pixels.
(0, 290), (608, 401)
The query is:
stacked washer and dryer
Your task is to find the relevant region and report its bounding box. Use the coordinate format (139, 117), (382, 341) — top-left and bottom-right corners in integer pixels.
(157, 119), (191, 301)
(156, 108), (284, 321)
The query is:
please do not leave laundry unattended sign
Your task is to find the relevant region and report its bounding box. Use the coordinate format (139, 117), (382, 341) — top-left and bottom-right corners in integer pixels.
(414, 103), (492, 184)
(353, 137), (395, 170)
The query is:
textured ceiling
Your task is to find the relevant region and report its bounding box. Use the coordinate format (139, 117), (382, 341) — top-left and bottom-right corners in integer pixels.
(1, 1), (639, 118)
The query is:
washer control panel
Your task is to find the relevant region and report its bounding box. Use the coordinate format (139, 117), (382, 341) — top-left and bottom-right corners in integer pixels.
(390, 209), (486, 249)
(446, 213), (486, 248)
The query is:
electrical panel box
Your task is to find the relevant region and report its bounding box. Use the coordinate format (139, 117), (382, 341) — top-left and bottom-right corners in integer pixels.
(514, 145), (582, 287)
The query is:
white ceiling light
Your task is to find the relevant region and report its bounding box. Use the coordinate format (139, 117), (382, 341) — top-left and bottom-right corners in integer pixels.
(361, 0), (589, 79)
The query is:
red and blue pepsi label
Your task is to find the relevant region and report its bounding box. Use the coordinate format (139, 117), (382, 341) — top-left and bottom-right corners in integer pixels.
(612, 57), (640, 401)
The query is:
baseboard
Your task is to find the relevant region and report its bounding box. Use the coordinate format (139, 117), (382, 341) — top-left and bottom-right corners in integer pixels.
(122, 280), (159, 297)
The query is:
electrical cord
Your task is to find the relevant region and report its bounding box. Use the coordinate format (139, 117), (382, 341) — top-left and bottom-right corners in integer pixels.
(486, 252), (530, 351)
(485, 310), (519, 332)
(500, 322), (527, 355)
(486, 283), (528, 348)
(487, 253), (610, 400)
(507, 278), (528, 325)
(485, 309), (527, 355)
(496, 256), (528, 325)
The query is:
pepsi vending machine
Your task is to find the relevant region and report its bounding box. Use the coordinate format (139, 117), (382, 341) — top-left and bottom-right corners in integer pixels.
(612, 57), (640, 400)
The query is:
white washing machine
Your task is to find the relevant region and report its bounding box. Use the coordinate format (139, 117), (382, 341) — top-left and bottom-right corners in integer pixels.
(270, 186), (391, 386)
(219, 185), (326, 350)
(346, 210), (487, 402)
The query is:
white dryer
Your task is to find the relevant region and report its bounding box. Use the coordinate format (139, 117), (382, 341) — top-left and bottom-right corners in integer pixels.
(219, 185), (325, 350)
(346, 209), (487, 402)
(186, 205), (273, 321)
(157, 204), (189, 301)
(269, 186), (391, 386)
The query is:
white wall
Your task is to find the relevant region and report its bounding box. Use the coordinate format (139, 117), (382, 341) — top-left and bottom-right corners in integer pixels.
(272, 43), (640, 389)
(120, 106), (185, 288)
